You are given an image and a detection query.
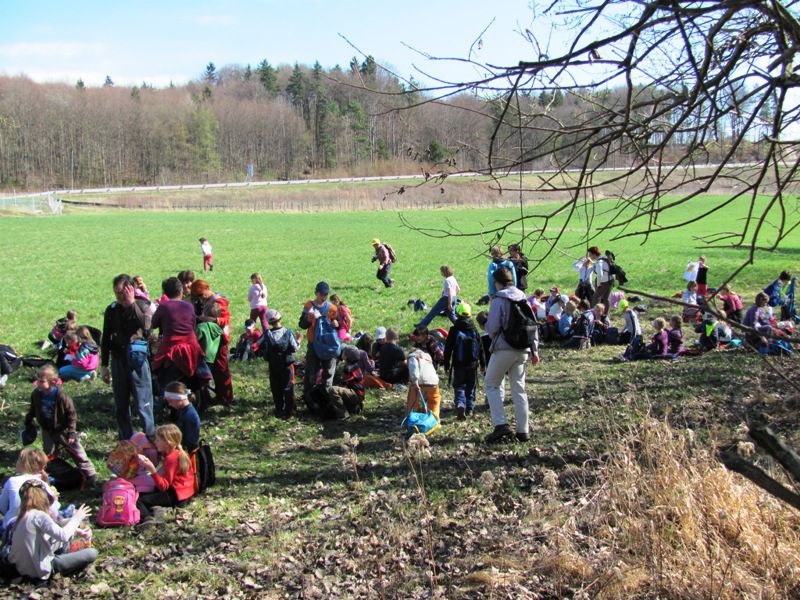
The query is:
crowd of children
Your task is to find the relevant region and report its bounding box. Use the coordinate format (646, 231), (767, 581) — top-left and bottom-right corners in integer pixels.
(0, 236), (795, 587)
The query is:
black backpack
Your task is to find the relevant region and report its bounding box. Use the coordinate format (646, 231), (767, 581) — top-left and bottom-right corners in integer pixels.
(604, 251), (628, 286)
(46, 456), (83, 490)
(191, 441), (216, 494)
(502, 299), (539, 350)
(454, 328), (479, 365)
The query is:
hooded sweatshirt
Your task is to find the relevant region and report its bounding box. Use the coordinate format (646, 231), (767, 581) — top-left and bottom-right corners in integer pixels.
(486, 286), (538, 354)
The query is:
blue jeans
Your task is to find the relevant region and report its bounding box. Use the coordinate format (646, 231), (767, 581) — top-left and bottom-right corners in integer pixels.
(111, 353), (155, 440)
(452, 366), (477, 411)
(58, 364), (93, 382)
(416, 295), (456, 330)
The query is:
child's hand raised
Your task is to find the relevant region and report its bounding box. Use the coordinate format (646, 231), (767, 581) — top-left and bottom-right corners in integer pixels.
(136, 454), (155, 473)
(75, 504), (92, 521)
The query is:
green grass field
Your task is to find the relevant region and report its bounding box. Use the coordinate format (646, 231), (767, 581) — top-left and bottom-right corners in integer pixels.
(0, 201), (798, 598)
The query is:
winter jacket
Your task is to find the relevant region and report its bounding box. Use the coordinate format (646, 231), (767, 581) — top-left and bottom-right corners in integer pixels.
(26, 387), (77, 434)
(443, 317), (484, 370)
(486, 286), (538, 354)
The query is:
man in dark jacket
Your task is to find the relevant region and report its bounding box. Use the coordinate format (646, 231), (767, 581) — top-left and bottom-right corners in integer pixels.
(508, 244), (529, 292)
(443, 302), (485, 419)
(101, 273), (155, 440)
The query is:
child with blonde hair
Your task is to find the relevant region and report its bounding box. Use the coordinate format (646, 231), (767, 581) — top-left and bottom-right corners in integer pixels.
(9, 479), (95, 581)
(0, 448), (59, 533)
(135, 424), (195, 524)
(25, 365), (97, 487)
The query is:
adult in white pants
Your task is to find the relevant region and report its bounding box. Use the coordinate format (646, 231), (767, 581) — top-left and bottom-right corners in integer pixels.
(484, 267), (540, 443)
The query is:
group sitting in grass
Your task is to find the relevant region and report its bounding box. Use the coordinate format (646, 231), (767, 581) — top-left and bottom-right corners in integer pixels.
(0, 246), (795, 586)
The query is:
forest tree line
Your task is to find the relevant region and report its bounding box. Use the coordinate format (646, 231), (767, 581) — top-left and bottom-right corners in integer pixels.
(0, 57), (770, 191)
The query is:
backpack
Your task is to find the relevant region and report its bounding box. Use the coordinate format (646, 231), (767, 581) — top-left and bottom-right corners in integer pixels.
(263, 328), (294, 364)
(454, 328), (479, 365)
(384, 243), (397, 263)
(312, 302), (341, 360)
(0, 344), (22, 375)
(191, 441), (216, 494)
(604, 251), (629, 286)
(502, 299), (539, 350)
(96, 478), (140, 527)
(46, 456), (83, 490)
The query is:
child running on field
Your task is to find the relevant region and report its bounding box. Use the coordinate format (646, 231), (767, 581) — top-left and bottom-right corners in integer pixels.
(199, 237), (214, 272)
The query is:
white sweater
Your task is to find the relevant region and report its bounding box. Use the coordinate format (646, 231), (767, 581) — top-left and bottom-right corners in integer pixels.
(9, 509), (83, 579)
(408, 350), (439, 386)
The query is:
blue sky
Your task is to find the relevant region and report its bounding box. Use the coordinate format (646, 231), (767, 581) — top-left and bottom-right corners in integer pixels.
(0, 0), (548, 87)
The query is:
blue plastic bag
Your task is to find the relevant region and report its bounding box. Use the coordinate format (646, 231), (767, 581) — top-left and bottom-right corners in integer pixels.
(401, 387), (440, 437)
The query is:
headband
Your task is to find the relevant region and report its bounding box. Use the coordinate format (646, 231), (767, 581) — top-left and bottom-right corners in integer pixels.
(164, 391), (189, 401)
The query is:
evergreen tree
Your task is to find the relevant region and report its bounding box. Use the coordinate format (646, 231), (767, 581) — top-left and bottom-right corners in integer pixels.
(360, 55), (377, 81)
(204, 62), (217, 85)
(243, 64), (252, 81)
(75, 78), (85, 90)
(286, 63), (310, 127)
(256, 59), (279, 97)
(103, 75), (114, 87)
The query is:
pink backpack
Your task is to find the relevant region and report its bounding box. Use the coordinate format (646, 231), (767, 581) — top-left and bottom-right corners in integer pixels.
(96, 478), (140, 527)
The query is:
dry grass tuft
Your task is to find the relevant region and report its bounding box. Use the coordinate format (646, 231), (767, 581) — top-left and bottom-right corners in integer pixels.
(566, 418), (800, 598)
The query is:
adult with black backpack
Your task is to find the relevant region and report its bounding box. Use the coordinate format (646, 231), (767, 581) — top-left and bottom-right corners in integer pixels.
(483, 268), (540, 443)
(371, 239), (396, 288)
(298, 281), (341, 415)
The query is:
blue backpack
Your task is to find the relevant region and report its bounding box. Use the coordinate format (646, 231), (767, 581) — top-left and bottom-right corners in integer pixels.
(454, 328), (479, 365)
(312, 302), (341, 360)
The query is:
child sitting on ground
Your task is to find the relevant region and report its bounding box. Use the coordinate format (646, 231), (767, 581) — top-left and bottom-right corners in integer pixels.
(24, 365), (97, 488)
(559, 301), (576, 339)
(667, 316), (685, 355)
(107, 432), (159, 493)
(134, 424), (195, 525)
(406, 347), (440, 421)
(619, 299), (643, 347)
(8, 480), (95, 581)
(375, 327), (408, 389)
(682, 280), (701, 323)
(42, 310), (77, 351)
(564, 299), (595, 349)
(164, 381), (200, 452)
(355, 333), (376, 376)
(411, 326), (445, 369)
(646, 317), (670, 358)
(695, 312), (722, 351)
(330, 294), (353, 342)
(327, 345), (365, 418)
(718, 284), (744, 323)
(527, 288), (547, 321)
(232, 319), (262, 362)
(258, 309), (301, 418)
(371, 327), (387, 360)
(58, 326), (99, 382)
(0, 448), (59, 535)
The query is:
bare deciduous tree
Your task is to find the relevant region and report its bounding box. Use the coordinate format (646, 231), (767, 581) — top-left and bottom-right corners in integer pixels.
(392, 0), (800, 285)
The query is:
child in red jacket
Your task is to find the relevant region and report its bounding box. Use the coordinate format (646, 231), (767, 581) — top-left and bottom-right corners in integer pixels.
(135, 424), (194, 525)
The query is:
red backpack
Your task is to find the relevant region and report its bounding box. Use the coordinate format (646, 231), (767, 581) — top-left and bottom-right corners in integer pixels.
(96, 478), (140, 527)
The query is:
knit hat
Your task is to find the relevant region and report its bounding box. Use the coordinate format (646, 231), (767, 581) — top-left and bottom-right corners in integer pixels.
(266, 309), (282, 323)
(456, 301), (472, 318)
(371, 239), (381, 246)
(375, 326), (387, 340)
(315, 281), (330, 295)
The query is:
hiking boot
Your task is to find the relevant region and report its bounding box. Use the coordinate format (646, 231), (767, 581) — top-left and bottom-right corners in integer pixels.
(485, 424), (514, 444)
(515, 431), (530, 442)
(466, 408), (475, 418)
(456, 406), (466, 421)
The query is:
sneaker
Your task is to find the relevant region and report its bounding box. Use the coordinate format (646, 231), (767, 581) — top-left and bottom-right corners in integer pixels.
(515, 431), (530, 442)
(466, 408), (475, 417)
(40, 340), (52, 351)
(0, 374), (7, 388)
(394, 384), (408, 392)
(485, 424), (514, 444)
(456, 406), (466, 421)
